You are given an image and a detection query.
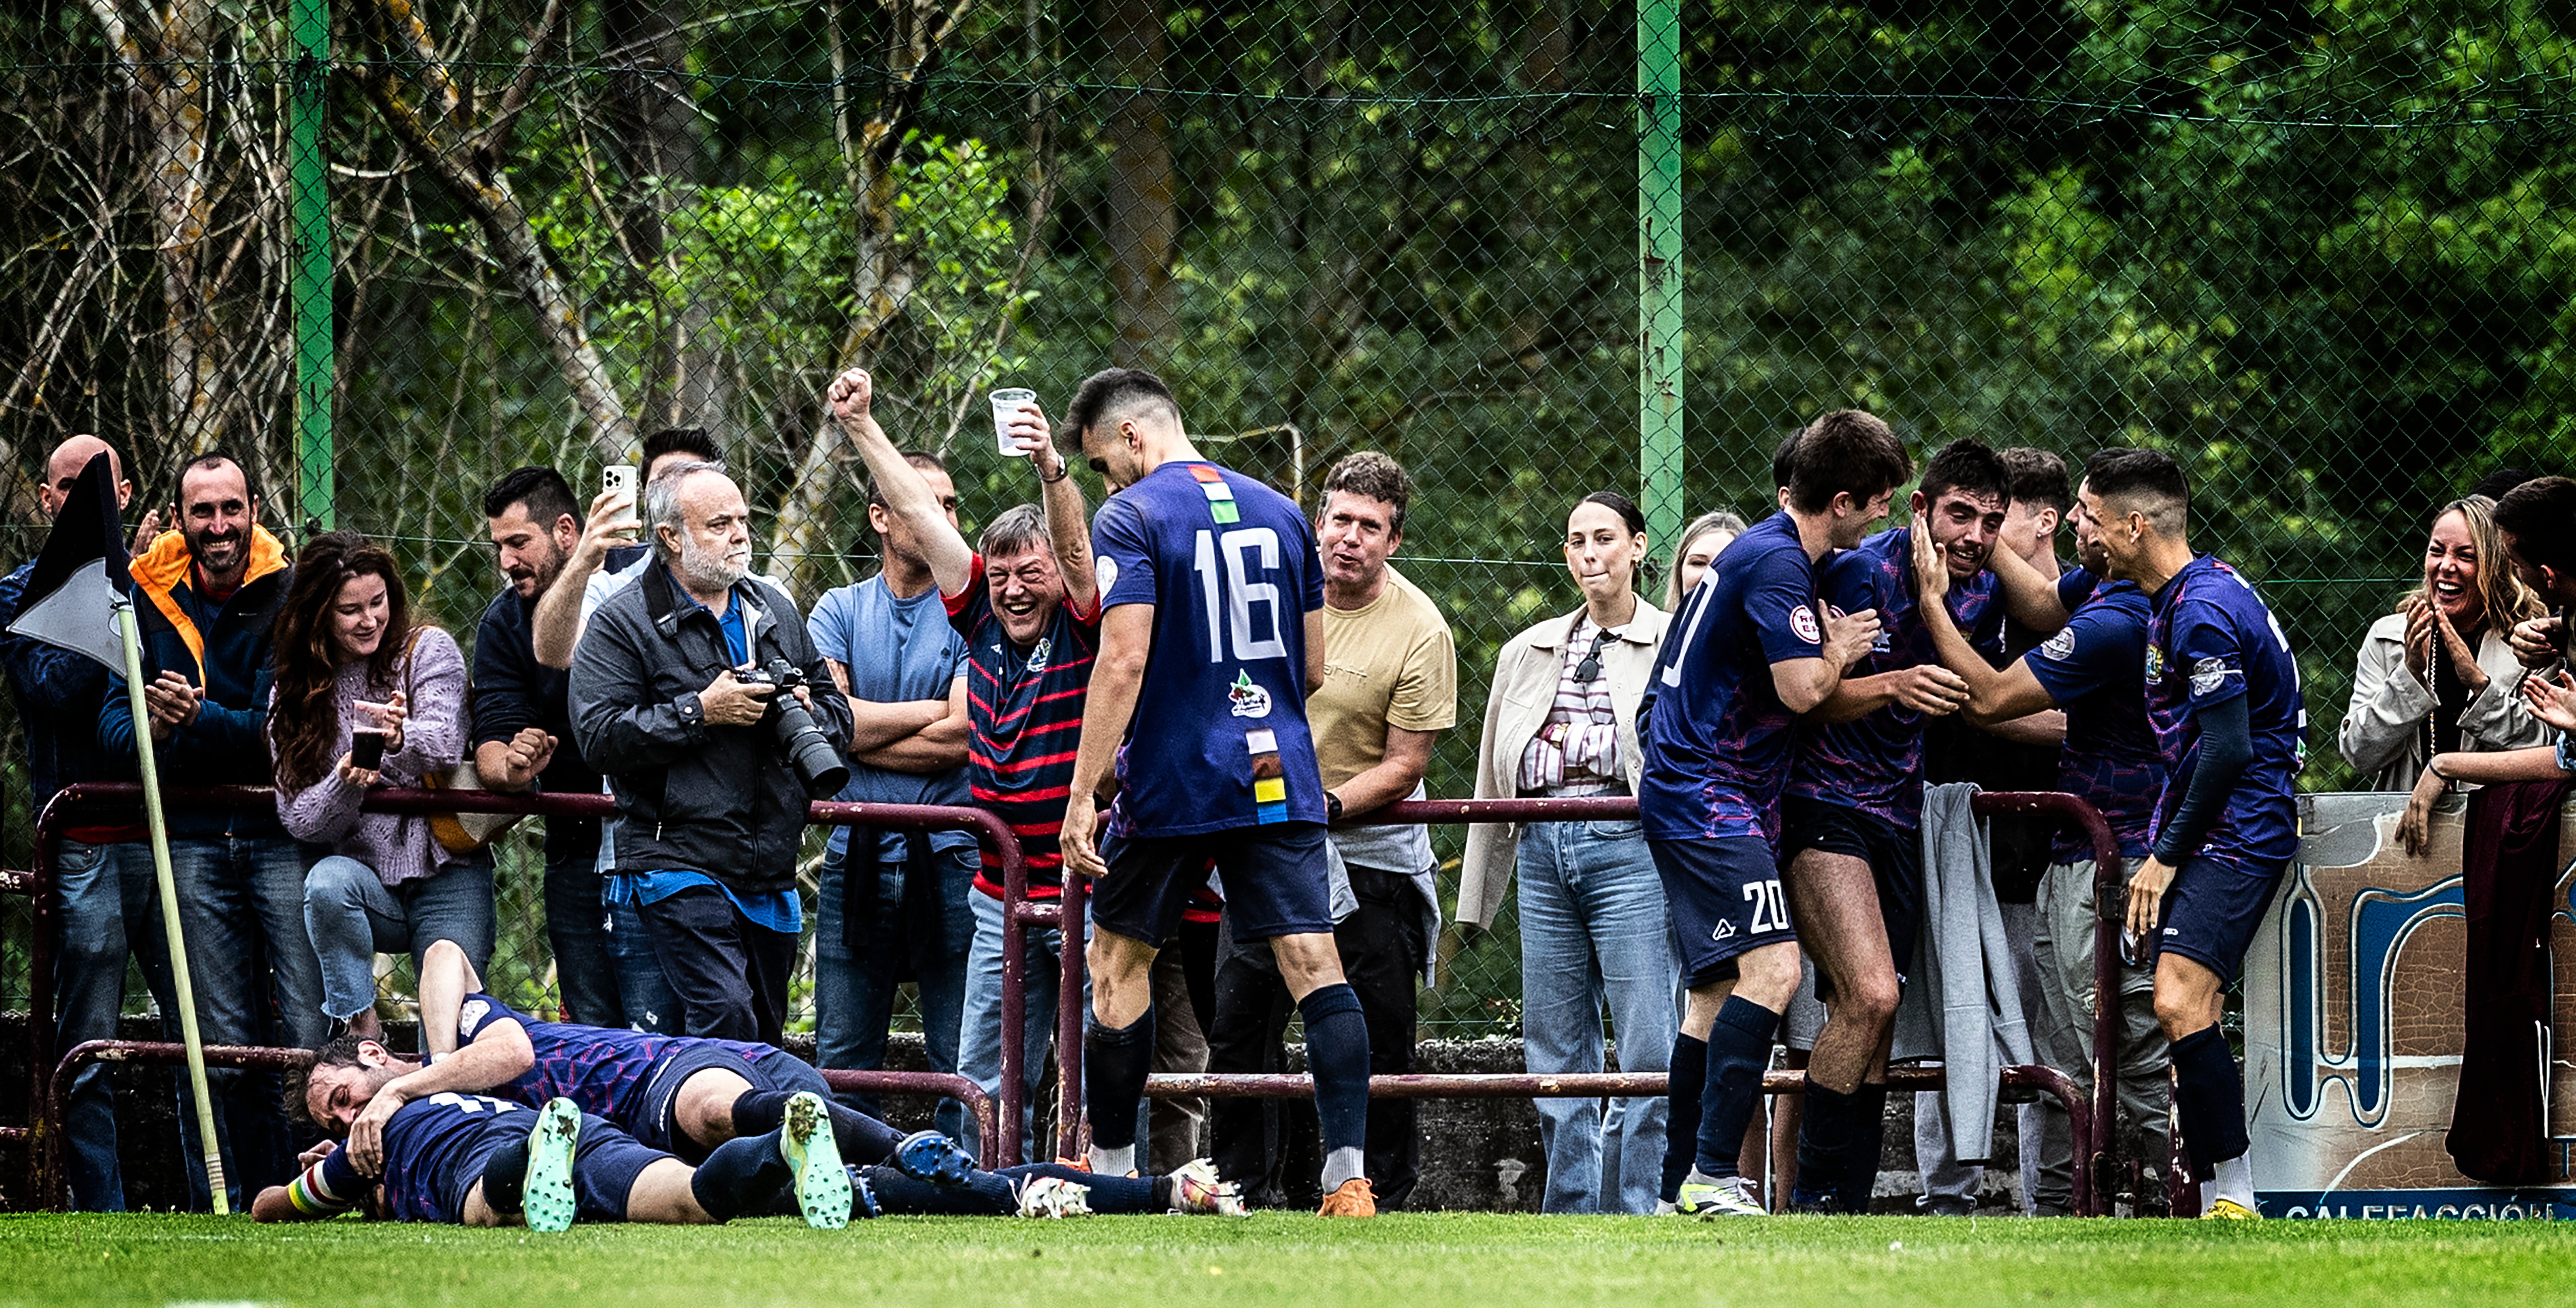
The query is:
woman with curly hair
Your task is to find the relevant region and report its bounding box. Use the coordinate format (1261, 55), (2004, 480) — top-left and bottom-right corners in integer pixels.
(270, 531), (493, 1038)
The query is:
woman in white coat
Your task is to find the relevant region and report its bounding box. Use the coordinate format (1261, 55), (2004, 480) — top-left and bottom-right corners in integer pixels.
(1460, 492), (1674, 1214)
(2340, 494), (2550, 792)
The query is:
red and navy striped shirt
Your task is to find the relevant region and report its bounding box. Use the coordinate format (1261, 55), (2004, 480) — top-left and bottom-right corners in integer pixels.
(946, 554), (1101, 901)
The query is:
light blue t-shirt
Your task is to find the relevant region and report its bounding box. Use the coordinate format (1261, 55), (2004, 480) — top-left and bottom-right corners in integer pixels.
(808, 574), (974, 859)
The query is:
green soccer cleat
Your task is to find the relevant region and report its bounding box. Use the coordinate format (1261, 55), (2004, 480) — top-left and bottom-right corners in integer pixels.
(1673, 1176), (1766, 1219)
(523, 1098), (583, 1234)
(780, 1091), (854, 1229)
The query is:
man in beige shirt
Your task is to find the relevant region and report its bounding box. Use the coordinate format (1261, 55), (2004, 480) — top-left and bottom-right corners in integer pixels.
(1206, 452), (1456, 1209)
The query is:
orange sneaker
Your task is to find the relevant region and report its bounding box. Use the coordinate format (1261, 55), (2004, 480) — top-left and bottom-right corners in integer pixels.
(1317, 1178), (1377, 1217)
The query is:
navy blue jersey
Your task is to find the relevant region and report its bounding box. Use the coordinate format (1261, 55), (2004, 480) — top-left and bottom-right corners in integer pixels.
(1639, 512), (1825, 845)
(1787, 527), (2003, 831)
(452, 992), (767, 1123)
(1090, 462), (1327, 836)
(2145, 555), (2307, 872)
(2023, 580), (2166, 862)
(372, 1092), (533, 1223)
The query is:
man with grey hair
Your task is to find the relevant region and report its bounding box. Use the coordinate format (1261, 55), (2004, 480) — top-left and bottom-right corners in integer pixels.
(570, 461), (853, 1045)
(824, 365), (1104, 1163)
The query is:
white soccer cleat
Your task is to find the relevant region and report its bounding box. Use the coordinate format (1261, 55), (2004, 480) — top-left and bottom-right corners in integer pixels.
(1017, 1175), (1094, 1219)
(1167, 1159), (1247, 1216)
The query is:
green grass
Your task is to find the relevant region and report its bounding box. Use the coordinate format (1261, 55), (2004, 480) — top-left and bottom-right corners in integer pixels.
(2, 1212), (2570, 1307)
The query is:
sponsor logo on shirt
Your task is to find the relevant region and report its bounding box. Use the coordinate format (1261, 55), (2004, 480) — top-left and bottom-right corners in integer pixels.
(1711, 920), (1736, 940)
(1228, 670), (1272, 719)
(1789, 603), (1823, 644)
(2190, 655), (2234, 698)
(2040, 628), (2077, 661)
(458, 998), (489, 1036)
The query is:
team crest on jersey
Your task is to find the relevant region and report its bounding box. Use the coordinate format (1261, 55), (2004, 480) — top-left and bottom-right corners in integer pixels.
(2040, 627), (2077, 661)
(459, 998), (489, 1034)
(1789, 603), (1823, 644)
(1228, 670), (1273, 719)
(1095, 555), (1118, 595)
(1024, 637), (1053, 673)
(2145, 645), (2164, 683)
(2190, 656), (2234, 698)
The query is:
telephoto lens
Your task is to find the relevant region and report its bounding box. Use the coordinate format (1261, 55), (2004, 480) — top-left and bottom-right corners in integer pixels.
(758, 658), (849, 795)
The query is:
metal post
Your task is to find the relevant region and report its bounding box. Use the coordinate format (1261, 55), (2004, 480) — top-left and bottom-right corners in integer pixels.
(1636, 0), (1684, 549)
(290, 0), (334, 530)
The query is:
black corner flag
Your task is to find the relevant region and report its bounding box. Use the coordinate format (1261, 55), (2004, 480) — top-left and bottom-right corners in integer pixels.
(5, 452), (130, 671)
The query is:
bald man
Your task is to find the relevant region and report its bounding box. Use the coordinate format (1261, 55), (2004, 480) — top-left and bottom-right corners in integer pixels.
(0, 435), (175, 1211)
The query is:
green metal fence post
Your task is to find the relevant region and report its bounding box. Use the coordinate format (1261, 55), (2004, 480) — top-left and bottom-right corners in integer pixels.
(291, 0), (334, 531)
(1637, 0), (1683, 551)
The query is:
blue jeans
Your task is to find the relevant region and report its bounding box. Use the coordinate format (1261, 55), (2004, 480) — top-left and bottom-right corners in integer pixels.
(543, 850), (620, 1027)
(1517, 817), (1681, 1215)
(163, 835), (325, 1211)
(816, 839), (975, 1144)
(594, 821), (678, 1032)
(53, 838), (177, 1212)
(302, 854), (496, 1022)
(957, 887), (1084, 1164)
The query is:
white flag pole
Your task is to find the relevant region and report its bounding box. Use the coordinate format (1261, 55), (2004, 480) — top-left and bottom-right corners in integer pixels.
(117, 598), (229, 1213)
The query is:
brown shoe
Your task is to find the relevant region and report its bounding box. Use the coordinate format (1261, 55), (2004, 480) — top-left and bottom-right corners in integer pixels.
(1317, 1178), (1377, 1217)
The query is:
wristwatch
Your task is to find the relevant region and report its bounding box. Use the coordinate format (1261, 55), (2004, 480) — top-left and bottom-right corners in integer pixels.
(1326, 792), (1345, 822)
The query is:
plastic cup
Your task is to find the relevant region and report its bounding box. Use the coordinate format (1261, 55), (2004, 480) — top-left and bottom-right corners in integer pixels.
(990, 388), (1038, 455)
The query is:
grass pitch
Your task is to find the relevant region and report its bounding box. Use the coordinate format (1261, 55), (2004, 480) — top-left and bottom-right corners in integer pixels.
(2, 1212), (2569, 1307)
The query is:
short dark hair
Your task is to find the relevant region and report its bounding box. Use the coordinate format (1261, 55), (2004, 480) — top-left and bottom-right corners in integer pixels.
(1784, 410), (1911, 515)
(641, 428), (721, 470)
(1771, 429), (1801, 490)
(174, 448), (259, 508)
(279, 1033), (360, 1131)
(2468, 466), (2544, 504)
(2494, 476), (2576, 576)
(865, 450), (950, 512)
(2084, 448), (2189, 537)
(1915, 438), (2011, 507)
(1321, 452), (1414, 534)
(1064, 367), (1181, 439)
(482, 465), (583, 530)
(2000, 447), (2070, 515)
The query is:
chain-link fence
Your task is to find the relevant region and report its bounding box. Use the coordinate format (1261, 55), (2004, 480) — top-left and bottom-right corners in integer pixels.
(3, 2), (2566, 1035)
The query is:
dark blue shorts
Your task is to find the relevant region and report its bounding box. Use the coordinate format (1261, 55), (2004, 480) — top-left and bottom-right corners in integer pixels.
(570, 1112), (668, 1222)
(636, 1043), (779, 1157)
(2154, 855), (2285, 983)
(1649, 835), (1795, 987)
(1781, 797), (1923, 990)
(1094, 822), (1332, 945)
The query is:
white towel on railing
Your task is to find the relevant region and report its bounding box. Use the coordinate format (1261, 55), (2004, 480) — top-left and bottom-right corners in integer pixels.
(1891, 782), (2036, 1164)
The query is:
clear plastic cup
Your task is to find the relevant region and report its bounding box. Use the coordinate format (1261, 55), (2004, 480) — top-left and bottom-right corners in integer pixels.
(990, 388), (1038, 455)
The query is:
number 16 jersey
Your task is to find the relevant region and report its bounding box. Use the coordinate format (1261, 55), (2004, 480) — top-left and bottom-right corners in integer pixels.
(1091, 461), (1328, 837)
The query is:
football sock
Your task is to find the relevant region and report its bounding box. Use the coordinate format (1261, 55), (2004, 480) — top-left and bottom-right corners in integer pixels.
(1661, 1033), (1709, 1202)
(1841, 1083), (1889, 1213)
(690, 1130), (792, 1222)
(728, 1089), (905, 1166)
(477, 1135), (532, 1216)
(2204, 1153), (2256, 1214)
(2170, 1024), (2248, 1181)
(1696, 996), (1780, 1180)
(1086, 1007), (1154, 1174)
(1791, 1079), (1858, 1208)
(1299, 983), (1373, 1186)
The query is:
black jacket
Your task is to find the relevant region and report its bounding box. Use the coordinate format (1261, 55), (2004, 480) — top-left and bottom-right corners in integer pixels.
(472, 585), (603, 863)
(568, 562), (851, 893)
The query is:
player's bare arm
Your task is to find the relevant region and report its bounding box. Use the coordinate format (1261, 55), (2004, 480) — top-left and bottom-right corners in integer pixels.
(1062, 603), (1155, 880)
(1909, 515), (2060, 726)
(1770, 605), (1880, 713)
(1988, 528), (2070, 633)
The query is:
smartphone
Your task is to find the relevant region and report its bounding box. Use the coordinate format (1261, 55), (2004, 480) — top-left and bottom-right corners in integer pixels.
(350, 729), (385, 771)
(603, 464), (638, 502)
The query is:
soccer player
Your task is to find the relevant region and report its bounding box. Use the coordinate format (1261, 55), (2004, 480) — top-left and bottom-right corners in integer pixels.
(1774, 438), (2013, 1213)
(1908, 454), (2174, 1209)
(1640, 410), (1906, 1218)
(1054, 367), (1378, 1216)
(2091, 449), (2305, 1220)
(257, 1088), (853, 1229)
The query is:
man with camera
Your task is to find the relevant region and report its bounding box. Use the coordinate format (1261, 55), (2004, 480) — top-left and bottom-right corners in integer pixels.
(569, 461), (854, 1046)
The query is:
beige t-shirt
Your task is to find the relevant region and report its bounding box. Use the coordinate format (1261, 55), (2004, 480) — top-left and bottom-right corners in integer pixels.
(1313, 564), (1456, 875)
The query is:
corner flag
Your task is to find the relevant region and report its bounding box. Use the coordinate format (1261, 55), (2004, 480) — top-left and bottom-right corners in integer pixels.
(3, 452), (127, 668)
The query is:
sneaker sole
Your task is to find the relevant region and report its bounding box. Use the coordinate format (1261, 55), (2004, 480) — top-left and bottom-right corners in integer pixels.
(782, 1092), (853, 1229)
(524, 1099), (581, 1234)
(896, 1130), (973, 1188)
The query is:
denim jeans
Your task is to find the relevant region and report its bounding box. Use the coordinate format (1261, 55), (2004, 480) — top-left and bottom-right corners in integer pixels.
(543, 850), (620, 1027)
(163, 835), (325, 1211)
(53, 838), (177, 1211)
(958, 887), (1068, 1164)
(302, 854), (496, 1022)
(594, 821), (678, 1032)
(815, 840), (976, 1144)
(1517, 817), (1681, 1215)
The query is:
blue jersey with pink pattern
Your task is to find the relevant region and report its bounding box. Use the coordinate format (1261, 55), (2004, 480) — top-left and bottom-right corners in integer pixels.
(453, 993), (768, 1123)
(2143, 555), (2306, 872)
(1786, 527), (2003, 831)
(1639, 512), (1826, 845)
(2023, 577), (2166, 862)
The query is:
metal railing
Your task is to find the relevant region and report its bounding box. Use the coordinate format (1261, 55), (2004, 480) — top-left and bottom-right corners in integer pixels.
(1001, 790), (2131, 1216)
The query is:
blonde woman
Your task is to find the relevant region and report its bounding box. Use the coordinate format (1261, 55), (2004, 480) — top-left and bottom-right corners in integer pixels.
(1661, 511), (1744, 611)
(2340, 495), (2550, 791)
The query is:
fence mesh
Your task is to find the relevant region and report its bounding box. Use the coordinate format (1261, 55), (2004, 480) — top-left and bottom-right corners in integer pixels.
(3, 1), (2568, 1034)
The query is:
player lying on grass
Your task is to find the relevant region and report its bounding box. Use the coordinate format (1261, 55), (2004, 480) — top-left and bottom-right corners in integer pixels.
(255, 1089), (857, 1229)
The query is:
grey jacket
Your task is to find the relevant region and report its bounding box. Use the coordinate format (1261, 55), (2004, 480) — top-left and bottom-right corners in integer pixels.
(2337, 611), (2545, 791)
(569, 562), (852, 894)
(1892, 782), (2034, 1164)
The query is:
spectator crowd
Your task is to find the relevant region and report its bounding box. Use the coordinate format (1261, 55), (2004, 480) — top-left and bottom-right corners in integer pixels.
(9, 377), (2572, 1218)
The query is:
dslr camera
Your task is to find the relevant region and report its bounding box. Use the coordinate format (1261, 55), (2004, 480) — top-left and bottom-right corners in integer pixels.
(738, 658), (849, 796)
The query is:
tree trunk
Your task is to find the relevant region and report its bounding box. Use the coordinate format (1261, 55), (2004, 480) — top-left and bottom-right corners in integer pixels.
(602, 0), (728, 433)
(1098, 0), (1175, 370)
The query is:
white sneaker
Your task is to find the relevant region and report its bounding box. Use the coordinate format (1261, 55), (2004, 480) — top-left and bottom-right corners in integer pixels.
(1673, 1176), (1765, 1219)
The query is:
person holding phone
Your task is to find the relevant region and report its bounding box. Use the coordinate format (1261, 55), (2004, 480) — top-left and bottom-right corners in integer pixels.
(270, 531), (495, 1042)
